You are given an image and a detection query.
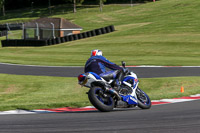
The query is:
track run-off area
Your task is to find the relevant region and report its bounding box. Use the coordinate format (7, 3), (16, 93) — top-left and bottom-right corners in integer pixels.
(0, 63), (200, 133)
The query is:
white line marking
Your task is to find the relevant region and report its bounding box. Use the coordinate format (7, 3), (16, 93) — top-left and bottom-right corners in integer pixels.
(0, 110), (36, 115)
(159, 99), (195, 103)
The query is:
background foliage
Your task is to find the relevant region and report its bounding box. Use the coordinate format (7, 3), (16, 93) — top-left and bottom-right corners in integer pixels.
(1, 0), (155, 10)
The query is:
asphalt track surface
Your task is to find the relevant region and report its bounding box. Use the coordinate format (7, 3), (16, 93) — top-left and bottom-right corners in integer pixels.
(0, 63), (200, 78)
(0, 100), (200, 133)
(0, 63), (200, 133)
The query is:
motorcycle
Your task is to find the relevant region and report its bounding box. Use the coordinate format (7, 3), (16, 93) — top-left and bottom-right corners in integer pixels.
(78, 61), (151, 112)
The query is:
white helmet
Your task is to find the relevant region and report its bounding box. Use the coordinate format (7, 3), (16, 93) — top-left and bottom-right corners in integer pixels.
(91, 49), (103, 56)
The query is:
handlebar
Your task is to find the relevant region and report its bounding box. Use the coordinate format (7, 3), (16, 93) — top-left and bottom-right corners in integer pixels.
(121, 61), (130, 74)
(121, 61), (126, 68)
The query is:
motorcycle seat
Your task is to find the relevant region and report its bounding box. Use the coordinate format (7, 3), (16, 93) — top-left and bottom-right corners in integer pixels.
(100, 70), (119, 81)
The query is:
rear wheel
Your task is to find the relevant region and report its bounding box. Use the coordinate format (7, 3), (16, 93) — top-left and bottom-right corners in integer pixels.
(136, 87), (151, 109)
(88, 86), (114, 112)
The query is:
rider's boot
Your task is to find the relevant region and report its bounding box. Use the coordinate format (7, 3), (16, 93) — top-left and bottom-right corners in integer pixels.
(113, 79), (121, 91)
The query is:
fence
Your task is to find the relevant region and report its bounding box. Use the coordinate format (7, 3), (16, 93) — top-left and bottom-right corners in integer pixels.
(0, 30), (8, 37)
(1, 25), (115, 47)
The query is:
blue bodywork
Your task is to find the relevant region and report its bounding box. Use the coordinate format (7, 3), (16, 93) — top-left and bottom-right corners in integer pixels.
(89, 72), (102, 80)
(121, 76), (139, 105)
(121, 95), (138, 105)
(123, 76), (139, 89)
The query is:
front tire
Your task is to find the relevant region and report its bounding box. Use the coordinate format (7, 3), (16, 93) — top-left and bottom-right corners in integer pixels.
(88, 86), (114, 112)
(136, 87), (151, 109)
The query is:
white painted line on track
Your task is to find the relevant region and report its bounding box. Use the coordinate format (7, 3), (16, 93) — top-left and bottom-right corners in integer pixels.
(0, 110), (36, 115)
(191, 94), (200, 97)
(159, 99), (194, 103)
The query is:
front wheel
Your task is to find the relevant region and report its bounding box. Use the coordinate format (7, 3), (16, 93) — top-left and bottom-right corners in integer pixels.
(136, 87), (151, 109)
(88, 86), (114, 112)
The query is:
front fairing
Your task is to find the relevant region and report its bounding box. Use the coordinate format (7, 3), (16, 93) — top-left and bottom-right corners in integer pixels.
(121, 95), (138, 105)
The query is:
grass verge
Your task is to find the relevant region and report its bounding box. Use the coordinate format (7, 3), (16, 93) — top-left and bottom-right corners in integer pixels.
(0, 0), (200, 66)
(0, 74), (199, 111)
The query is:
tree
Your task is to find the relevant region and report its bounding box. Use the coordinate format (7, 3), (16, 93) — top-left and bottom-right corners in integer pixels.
(73, 0), (76, 13)
(48, 0), (52, 15)
(72, 0), (84, 13)
(0, 0), (5, 16)
(63, 0), (84, 13)
(98, 0), (106, 12)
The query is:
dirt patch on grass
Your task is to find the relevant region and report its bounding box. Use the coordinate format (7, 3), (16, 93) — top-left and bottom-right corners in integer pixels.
(4, 85), (19, 94)
(98, 14), (117, 21)
(116, 22), (152, 30)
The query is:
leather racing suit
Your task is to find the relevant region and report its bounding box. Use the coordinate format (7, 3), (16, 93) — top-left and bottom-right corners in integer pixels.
(84, 55), (124, 88)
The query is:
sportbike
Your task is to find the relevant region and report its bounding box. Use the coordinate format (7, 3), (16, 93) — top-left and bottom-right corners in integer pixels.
(78, 62), (151, 112)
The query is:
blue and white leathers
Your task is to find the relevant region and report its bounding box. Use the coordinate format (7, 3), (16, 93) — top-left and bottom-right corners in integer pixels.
(84, 56), (123, 75)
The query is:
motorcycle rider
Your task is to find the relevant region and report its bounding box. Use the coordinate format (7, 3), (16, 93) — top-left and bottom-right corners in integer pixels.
(84, 49), (124, 90)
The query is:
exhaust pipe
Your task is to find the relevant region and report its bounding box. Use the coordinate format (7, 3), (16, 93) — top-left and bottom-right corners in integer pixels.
(105, 87), (122, 100)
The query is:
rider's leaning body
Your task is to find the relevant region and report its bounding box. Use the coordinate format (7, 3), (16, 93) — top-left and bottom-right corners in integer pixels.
(84, 49), (124, 88)
(85, 55), (122, 75)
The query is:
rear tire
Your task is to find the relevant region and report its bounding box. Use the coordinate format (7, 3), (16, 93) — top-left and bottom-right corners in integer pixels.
(88, 86), (114, 112)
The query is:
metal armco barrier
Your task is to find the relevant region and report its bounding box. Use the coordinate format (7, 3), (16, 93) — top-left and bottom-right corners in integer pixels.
(1, 25), (115, 47)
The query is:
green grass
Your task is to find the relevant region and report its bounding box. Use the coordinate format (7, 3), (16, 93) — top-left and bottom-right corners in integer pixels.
(0, 0), (200, 66)
(0, 74), (199, 111)
(0, 0), (200, 111)
(0, 74), (89, 111)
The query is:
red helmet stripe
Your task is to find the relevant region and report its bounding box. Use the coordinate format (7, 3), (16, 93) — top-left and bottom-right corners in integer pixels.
(92, 51), (97, 56)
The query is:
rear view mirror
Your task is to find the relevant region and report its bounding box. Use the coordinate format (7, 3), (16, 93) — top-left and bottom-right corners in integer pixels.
(121, 61), (126, 68)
